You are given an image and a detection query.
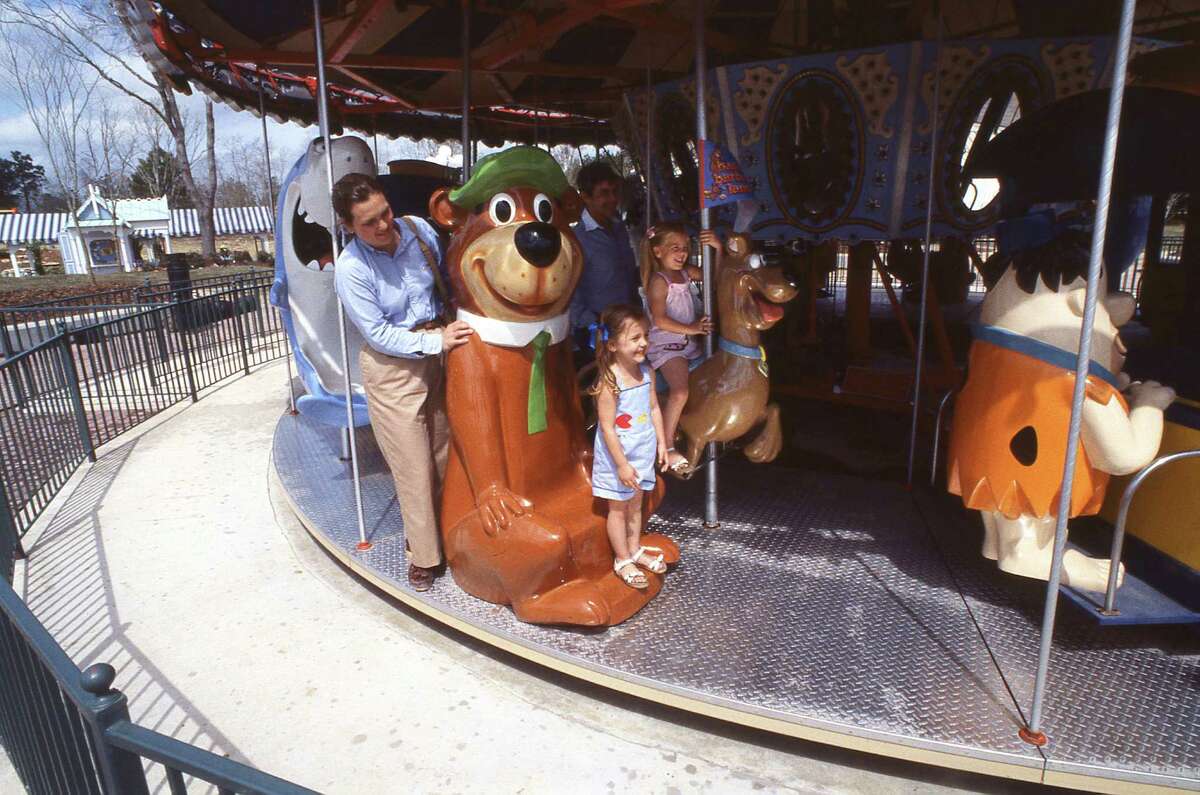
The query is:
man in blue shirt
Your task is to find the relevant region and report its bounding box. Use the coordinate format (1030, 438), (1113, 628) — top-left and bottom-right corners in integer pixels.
(333, 173), (473, 591)
(569, 162), (641, 348)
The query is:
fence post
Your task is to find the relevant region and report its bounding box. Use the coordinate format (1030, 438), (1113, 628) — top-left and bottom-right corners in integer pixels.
(233, 277), (252, 375)
(135, 313), (159, 390)
(176, 317), (199, 403)
(78, 664), (152, 795)
(56, 325), (96, 463)
(0, 475), (20, 584)
(151, 308), (169, 363)
(0, 316), (27, 408)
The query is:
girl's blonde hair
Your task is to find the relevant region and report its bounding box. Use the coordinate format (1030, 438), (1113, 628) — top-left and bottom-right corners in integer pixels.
(587, 304), (649, 396)
(639, 221), (689, 294)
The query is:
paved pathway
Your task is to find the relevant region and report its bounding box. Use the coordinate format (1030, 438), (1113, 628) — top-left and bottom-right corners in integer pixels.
(11, 362), (1057, 794)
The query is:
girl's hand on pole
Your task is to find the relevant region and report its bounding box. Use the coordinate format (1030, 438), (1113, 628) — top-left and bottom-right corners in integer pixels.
(618, 463), (640, 490)
(690, 316), (713, 335)
(698, 229), (721, 252)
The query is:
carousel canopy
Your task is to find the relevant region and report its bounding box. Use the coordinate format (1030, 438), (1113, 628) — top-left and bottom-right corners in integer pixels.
(129, 0), (1200, 147)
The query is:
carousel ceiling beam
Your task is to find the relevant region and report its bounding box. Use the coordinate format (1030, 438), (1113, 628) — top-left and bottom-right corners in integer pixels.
(327, 0), (393, 63)
(597, 6), (751, 56)
(475, 6), (602, 71)
(474, 1), (658, 71)
(487, 73), (516, 104)
(333, 65), (417, 109)
(202, 47), (663, 81)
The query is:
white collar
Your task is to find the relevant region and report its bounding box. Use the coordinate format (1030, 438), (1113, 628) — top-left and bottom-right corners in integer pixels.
(580, 207), (620, 233)
(457, 308), (569, 348)
(580, 208), (601, 231)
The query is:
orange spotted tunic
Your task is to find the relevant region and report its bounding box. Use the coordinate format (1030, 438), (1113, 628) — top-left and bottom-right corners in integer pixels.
(947, 340), (1128, 520)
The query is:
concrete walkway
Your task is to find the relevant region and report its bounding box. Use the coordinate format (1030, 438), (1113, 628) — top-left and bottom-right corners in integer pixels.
(11, 362), (1056, 794)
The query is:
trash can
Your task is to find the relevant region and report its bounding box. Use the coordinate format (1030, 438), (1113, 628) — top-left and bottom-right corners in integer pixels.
(163, 253), (193, 302)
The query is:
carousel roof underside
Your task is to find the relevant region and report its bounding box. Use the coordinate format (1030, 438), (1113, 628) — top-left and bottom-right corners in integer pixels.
(131, 0), (1200, 146)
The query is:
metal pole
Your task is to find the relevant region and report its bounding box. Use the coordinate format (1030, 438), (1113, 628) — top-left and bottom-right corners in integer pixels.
(258, 80), (298, 415)
(313, 0), (370, 552)
(645, 66), (654, 231)
(461, 0), (472, 181)
(930, 389), (954, 487)
(695, 0), (718, 529)
(1023, 0), (1138, 745)
(905, 15), (943, 488)
(56, 324), (95, 463)
(372, 116), (380, 170)
(1103, 450), (1200, 614)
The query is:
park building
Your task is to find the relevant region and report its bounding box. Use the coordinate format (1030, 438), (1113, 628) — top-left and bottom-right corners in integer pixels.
(0, 184), (274, 276)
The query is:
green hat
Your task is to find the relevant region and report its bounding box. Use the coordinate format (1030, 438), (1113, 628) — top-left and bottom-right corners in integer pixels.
(449, 146), (569, 208)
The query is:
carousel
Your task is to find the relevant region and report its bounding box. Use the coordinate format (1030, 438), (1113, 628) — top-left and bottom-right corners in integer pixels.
(131, 1), (1199, 792)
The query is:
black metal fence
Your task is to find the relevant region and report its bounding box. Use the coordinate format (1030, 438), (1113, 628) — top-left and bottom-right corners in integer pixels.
(0, 270), (272, 356)
(0, 274), (286, 558)
(0, 572), (316, 794)
(0, 275), (309, 792)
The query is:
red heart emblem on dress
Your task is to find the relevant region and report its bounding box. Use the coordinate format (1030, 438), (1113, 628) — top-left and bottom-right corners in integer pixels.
(615, 413), (632, 429)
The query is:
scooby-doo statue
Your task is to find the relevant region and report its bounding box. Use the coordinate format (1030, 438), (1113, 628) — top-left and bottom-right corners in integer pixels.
(675, 233), (798, 475)
(430, 147), (678, 627)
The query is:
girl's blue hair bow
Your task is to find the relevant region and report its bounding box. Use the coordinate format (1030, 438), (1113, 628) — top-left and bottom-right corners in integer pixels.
(587, 322), (609, 350)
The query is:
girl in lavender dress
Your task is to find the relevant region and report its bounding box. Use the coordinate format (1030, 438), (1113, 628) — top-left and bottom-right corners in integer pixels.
(588, 305), (670, 590)
(641, 223), (717, 472)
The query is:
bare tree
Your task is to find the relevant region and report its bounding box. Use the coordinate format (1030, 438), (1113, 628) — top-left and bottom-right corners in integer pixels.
(129, 104), (201, 205)
(0, 22), (98, 281)
(0, 0), (220, 259)
(83, 103), (139, 268)
(216, 135), (287, 208)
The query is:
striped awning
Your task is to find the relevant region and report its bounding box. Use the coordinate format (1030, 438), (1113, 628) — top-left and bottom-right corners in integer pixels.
(170, 206), (273, 237)
(2, 206), (272, 245)
(0, 213), (69, 246)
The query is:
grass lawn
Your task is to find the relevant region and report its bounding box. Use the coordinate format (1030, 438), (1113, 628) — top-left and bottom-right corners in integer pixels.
(0, 265), (272, 306)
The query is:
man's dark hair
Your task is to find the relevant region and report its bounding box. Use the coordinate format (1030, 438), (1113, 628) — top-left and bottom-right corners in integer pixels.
(576, 161), (622, 196)
(981, 228), (1093, 294)
(332, 172), (385, 223)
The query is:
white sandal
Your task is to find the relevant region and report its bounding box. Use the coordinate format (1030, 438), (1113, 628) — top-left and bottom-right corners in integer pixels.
(666, 448), (690, 473)
(613, 557), (648, 589)
(633, 546), (667, 574)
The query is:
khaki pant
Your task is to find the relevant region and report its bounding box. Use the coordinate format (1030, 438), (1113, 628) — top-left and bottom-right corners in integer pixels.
(359, 345), (449, 568)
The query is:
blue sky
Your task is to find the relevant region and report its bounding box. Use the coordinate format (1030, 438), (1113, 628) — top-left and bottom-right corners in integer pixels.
(0, 41), (464, 190)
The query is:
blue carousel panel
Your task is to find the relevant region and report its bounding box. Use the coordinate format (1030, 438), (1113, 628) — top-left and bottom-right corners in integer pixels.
(625, 36), (1171, 244)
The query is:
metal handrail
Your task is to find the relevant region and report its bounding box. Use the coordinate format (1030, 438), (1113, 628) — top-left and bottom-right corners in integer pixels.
(105, 722), (319, 795)
(929, 389), (956, 487)
(0, 277), (287, 542)
(0, 330), (67, 367)
(1102, 448), (1200, 614)
(7, 270), (272, 310)
(2, 572), (313, 793)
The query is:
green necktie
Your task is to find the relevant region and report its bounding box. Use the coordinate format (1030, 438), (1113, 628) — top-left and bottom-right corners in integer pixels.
(527, 330), (551, 435)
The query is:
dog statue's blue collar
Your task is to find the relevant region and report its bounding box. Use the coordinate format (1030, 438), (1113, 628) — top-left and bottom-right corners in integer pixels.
(718, 336), (769, 377)
(971, 323), (1120, 389)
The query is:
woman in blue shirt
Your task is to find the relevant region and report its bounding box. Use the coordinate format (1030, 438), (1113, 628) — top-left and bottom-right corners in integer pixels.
(332, 173), (473, 591)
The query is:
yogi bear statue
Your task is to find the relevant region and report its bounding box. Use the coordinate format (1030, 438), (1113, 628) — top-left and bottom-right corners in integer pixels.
(947, 230), (1174, 592)
(428, 147), (679, 627)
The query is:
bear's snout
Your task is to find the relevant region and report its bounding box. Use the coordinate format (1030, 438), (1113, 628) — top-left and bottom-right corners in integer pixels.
(514, 222), (561, 268)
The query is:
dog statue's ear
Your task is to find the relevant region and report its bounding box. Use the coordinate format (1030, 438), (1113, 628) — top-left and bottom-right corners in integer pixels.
(725, 233), (749, 258)
(429, 187), (468, 230)
(558, 188), (582, 225)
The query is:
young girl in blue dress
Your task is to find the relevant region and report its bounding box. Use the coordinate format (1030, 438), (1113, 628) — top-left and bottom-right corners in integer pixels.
(589, 304), (670, 589)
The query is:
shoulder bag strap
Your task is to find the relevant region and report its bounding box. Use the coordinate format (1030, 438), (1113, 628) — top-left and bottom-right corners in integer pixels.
(401, 216), (451, 314)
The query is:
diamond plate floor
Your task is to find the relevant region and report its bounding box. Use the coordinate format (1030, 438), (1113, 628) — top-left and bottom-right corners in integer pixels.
(273, 411), (1199, 791)
(913, 491), (1200, 790)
